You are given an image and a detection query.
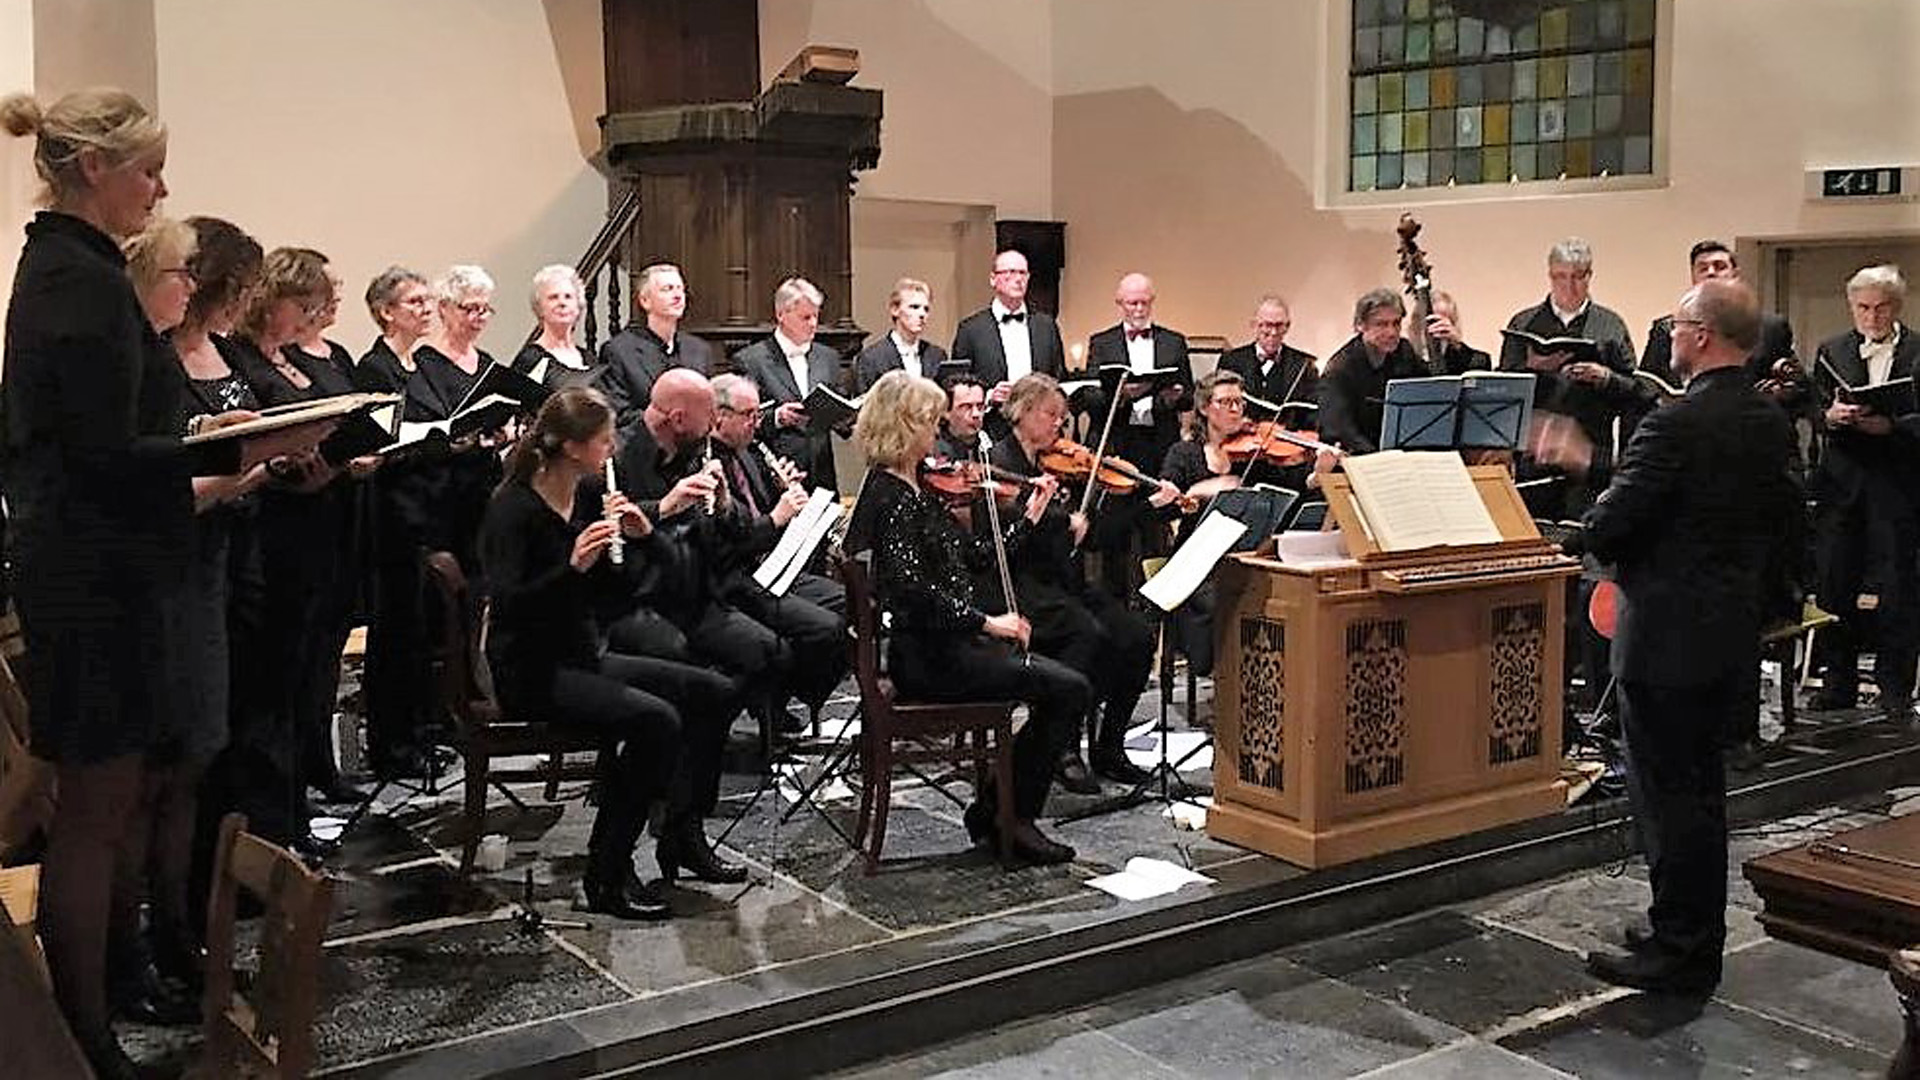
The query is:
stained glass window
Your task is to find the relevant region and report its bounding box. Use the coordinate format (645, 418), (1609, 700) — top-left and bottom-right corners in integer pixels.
(1350, 0), (1656, 191)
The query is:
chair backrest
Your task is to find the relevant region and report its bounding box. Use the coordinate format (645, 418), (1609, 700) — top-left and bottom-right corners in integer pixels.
(202, 812), (334, 1078)
(422, 551), (491, 736)
(834, 553), (892, 720)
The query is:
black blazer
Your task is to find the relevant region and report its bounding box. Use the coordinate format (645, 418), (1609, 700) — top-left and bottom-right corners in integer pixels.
(849, 334), (951, 395)
(1086, 325), (1195, 461)
(1809, 327), (1920, 507)
(1581, 367), (1799, 686)
(735, 337), (842, 492)
(949, 306), (1067, 385)
(596, 324), (716, 428)
(1216, 342), (1319, 405)
(1315, 335), (1430, 454)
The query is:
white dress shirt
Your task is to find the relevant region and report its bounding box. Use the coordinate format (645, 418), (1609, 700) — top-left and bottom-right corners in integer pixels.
(1865, 324), (1905, 387)
(775, 329), (811, 395)
(992, 297), (1033, 382)
(891, 330), (922, 379)
(1126, 325), (1155, 425)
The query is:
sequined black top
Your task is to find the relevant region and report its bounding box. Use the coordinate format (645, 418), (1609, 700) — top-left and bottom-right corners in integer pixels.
(844, 467), (1029, 639)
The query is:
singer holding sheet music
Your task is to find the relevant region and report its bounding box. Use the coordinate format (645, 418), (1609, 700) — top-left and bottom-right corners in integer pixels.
(843, 372), (1088, 864)
(736, 277), (841, 493)
(1808, 265), (1920, 716)
(480, 387), (734, 920)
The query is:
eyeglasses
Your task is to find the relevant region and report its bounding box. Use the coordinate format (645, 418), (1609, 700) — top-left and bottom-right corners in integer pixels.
(1213, 397), (1246, 410)
(455, 301), (495, 317)
(160, 265), (194, 281)
(992, 268), (1030, 278)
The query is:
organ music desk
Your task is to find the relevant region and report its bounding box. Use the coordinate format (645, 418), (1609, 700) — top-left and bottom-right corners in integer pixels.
(1208, 466), (1581, 868)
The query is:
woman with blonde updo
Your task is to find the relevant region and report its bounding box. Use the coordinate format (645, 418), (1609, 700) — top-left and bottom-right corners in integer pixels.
(1, 86), (296, 1079)
(843, 371), (1088, 866)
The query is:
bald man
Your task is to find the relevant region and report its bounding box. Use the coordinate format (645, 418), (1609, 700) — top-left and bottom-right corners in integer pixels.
(950, 249), (1068, 410)
(1086, 272), (1195, 473)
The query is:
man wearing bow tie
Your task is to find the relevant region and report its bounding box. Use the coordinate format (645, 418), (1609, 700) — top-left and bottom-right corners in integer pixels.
(950, 249), (1068, 412)
(1086, 272), (1195, 474)
(851, 277), (950, 394)
(1216, 294), (1319, 407)
(735, 277), (842, 493)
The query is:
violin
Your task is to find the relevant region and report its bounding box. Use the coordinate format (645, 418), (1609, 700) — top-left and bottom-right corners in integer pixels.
(919, 456), (1035, 506)
(1036, 437), (1199, 513)
(1221, 420), (1332, 468)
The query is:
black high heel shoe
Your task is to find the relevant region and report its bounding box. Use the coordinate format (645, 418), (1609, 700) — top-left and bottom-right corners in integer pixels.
(656, 824), (748, 885)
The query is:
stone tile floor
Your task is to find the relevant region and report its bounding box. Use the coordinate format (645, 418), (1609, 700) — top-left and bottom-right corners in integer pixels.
(115, 673), (1920, 1078)
(834, 792), (1920, 1079)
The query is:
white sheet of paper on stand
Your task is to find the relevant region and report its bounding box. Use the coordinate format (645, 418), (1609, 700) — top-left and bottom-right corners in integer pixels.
(1140, 511), (1249, 612)
(1084, 857), (1216, 901)
(753, 487), (837, 593)
(771, 497), (842, 596)
(1275, 528), (1351, 567)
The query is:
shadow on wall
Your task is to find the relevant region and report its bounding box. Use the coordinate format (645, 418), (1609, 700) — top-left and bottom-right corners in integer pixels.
(1053, 86), (1399, 357)
(542, 0), (606, 164)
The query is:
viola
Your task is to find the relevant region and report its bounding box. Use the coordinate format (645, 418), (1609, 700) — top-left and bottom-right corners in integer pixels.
(1036, 437), (1199, 513)
(1221, 420), (1324, 468)
(919, 456), (1032, 506)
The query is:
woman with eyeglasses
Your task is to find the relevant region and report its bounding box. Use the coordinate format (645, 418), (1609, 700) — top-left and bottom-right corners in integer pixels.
(513, 263), (600, 391)
(405, 266), (510, 587)
(355, 264), (434, 396)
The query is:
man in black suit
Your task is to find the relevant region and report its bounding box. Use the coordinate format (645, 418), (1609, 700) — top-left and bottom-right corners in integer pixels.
(734, 277), (841, 493)
(595, 262), (717, 427)
(850, 277), (950, 394)
(935, 373), (988, 460)
(949, 249), (1067, 410)
(1216, 294), (1319, 407)
(1085, 272), (1195, 471)
(1809, 264), (1919, 716)
(1316, 288), (1430, 454)
(1562, 280), (1799, 996)
(1640, 240), (1797, 389)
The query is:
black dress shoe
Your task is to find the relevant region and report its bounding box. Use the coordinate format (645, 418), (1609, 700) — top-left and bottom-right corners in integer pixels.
(1090, 746), (1151, 785)
(1585, 947), (1719, 995)
(1053, 753), (1101, 795)
(111, 961), (199, 1026)
(656, 826), (749, 885)
(963, 800), (1000, 847)
(1808, 688), (1859, 712)
(579, 876), (672, 921)
(1008, 820), (1075, 866)
(622, 869), (674, 919)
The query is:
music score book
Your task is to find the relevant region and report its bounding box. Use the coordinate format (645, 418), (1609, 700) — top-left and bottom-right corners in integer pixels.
(1140, 511), (1250, 612)
(1338, 450), (1502, 551)
(752, 488), (841, 597)
(804, 385), (866, 432)
(1815, 355), (1917, 417)
(1499, 327), (1605, 364)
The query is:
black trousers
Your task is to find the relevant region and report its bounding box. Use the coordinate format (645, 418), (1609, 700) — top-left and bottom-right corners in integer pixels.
(1033, 589), (1154, 746)
(892, 636), (1090, 819)
(730, 571), (848, 711)
(1815, 496), (1920, 702)
(1620, 674), (1731, 971)
(609, 603), (764, 819)
(500, 653), (699, 878)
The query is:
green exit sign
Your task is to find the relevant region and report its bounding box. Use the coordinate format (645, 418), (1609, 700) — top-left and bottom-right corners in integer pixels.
(1819, 168), (1905, 199)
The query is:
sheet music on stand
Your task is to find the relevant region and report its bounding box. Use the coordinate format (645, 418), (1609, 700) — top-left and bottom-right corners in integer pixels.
(1140, 511), (1250, 612)
(1382, 371), (1534, 451)
(752, 487), (841, 596)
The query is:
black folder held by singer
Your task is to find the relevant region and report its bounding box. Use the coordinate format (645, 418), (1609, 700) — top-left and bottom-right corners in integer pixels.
(181, 392), (399, 475)
(1818, 355), (1917, 417)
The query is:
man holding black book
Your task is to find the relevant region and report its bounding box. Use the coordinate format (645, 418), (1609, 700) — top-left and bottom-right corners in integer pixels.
(736, 277), (841, 493)
(1809, 264), (1919, 717)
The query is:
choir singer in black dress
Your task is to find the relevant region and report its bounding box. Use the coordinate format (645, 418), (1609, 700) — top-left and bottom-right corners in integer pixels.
(480, 387), (734, 919)
(844, 371), (1089, 864)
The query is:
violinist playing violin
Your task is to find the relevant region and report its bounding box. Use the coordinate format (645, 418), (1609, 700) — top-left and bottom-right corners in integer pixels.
(842, 371), (1089, 865)
(1159, 370), (1338, 678)
(935, 372), (989, 460)
(990, 375), (1179, 791)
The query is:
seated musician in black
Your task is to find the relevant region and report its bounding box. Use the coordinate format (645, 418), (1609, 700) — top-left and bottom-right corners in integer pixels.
(994, 374), (1179, 790)
(1160, 370), (1334, 677)
(480, 387), (733, 919)
(1317, 288), (1431, 455)
(934, 373), (989, 461)
(843, 371), (1089, 864)
(607, 367), (787, 884)
(708, 372), (848, 730)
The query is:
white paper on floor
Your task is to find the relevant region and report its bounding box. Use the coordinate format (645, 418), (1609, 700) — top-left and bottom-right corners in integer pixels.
(309, 816), (347, 843)
(1124, 731), (1213, 772)
(1160, 797), (1213, 831)
(1085, 856), (1216, 902)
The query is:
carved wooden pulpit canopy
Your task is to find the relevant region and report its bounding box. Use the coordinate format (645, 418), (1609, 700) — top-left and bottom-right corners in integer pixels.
(599, 0), (880, 358)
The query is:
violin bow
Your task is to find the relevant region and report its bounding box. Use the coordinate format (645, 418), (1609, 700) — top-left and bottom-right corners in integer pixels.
(1077, 367), (1134, 519)
(973, 440), (1028, 664)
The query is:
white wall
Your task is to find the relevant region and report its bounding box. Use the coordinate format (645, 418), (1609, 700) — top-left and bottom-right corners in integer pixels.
(1047, 0), (1920, 359)
(150, 0), (607, 354)
(0, 1), (37, 307)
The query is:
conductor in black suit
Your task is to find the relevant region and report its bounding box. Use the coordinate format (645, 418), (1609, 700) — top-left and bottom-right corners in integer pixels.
(733, 277), (841, 493)
(1808, 264), (1920, 716)
(1559, 280), (1799, 996)
(596, 262), (717, 427)
(849, 276), (949, 394)
(949, 249), (1067, 411)
(1215, 294), (1319, 407)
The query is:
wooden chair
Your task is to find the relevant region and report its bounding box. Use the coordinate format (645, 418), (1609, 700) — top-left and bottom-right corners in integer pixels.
(420, 553), (601, 873)
(1763, 597), (1840, 728)
(201, 813), (334, 1079)
(838, 555), (1016, 874)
